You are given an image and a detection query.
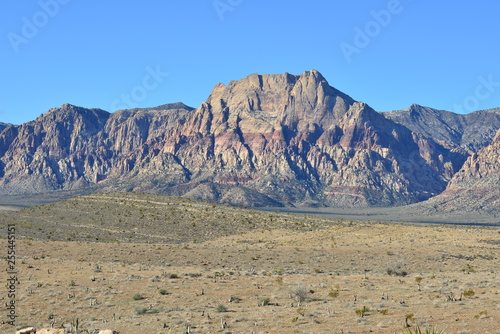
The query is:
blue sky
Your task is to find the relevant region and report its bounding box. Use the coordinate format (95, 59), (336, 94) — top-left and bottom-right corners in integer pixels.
(1, 0), (499, 124)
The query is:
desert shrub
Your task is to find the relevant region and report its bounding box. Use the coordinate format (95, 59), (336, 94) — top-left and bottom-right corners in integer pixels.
(229, 295), (241, 303)
(355, 306), (369, 317)
(188, 273), (203, 278)
(474, 310), (488, 319)
(169, 273), (179, 279)
(387, 260), (408, 276)
(289, 284), (308, 304)
(259, 297), (271, 306)
(401, 324), (446, 333)
(216, 304), (228, 312)
(159, 289), (168, 295)
(328, 288), (339, 298)
(135, 307), (148, 315)
(461, 264), (475, 274)
(132, 293), (144, 300)
(463, 288), (475, 297)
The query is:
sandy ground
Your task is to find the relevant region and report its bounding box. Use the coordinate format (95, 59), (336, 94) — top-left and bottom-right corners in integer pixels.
(1, 222), (499, 333)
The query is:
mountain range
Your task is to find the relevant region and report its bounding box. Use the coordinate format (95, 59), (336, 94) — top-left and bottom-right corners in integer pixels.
(0, 70), (499, 213)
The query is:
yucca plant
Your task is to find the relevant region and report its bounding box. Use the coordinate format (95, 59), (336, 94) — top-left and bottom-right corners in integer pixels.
(402, 324), (446, 334)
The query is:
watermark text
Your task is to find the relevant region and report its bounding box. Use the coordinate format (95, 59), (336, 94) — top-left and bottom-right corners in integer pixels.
(7, 0), (72, 53)
(340, 0), (408, 63)
(453, 74), (500, 113)
(5, 224), (18, 327)
(213, 0), (243, 21)
(110, 65), (169, 111)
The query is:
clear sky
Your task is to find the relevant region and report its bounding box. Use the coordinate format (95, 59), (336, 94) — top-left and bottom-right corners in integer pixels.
(1, 0), (499, 124)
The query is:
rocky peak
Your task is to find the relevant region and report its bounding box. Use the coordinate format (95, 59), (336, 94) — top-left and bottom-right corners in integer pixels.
(205, 71), (356, 134)
(161, 71), (466, 206)
(118, 102), (195, 113)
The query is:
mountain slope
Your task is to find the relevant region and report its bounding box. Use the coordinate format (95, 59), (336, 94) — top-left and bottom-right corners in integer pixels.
(407, 129), (500, 218)
(385, 104), (500, 152)
(0, 104), (111, 193)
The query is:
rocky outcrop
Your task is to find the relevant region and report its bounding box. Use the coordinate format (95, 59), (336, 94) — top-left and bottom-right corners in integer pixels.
(16, 327), (37, 334)
(35, 329), (66, 334)
(0, 71), (490, 207)
(385, 105), (500, 152)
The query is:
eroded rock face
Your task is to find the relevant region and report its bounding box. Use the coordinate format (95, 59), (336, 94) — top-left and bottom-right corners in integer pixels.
(0, 71), (482, 207)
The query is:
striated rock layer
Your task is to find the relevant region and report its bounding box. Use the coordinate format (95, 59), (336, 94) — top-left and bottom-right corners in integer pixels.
(1, 71), (494, 207)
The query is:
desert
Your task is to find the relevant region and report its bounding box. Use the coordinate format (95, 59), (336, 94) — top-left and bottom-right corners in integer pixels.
(1, 192), (498, 333)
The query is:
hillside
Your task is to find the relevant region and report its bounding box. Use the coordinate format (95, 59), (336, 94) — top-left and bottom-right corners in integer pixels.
(2, 192), (336, 244)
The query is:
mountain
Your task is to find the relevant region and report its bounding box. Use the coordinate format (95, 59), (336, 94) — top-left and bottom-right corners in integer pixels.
(0, 104), (111, 193)
(408, 129), (500, 218)
(152, 71), (467, 207)
(0, 70), (496, 208)
(385, 104), (500, 152)
(0, 103), (194, 195)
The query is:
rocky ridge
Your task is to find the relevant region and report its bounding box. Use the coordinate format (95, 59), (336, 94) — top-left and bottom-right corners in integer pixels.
(0, 71), (498, 209)
(385, 104), (500, 152)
